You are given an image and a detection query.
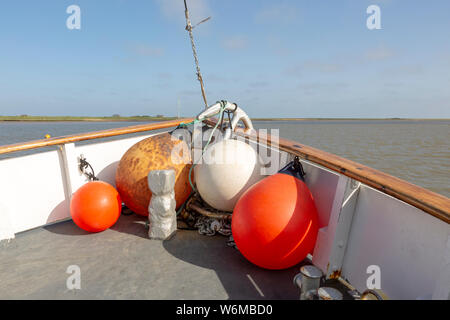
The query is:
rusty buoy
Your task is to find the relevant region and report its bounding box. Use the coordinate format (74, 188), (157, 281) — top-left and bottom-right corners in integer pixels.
(115, 133), (192, 216)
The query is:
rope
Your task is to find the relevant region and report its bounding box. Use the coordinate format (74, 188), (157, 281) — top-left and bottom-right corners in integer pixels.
(184, 0), (208, 109)
(174, 100), (228, 217)
(188, 101), (227, 193)
(173, 100), (235, 240)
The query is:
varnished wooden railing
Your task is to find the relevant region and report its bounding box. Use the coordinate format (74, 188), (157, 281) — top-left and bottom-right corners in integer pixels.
(0, 118), (193, 155)
(232, 127), (450, 224)
(1, 118), (448, 223)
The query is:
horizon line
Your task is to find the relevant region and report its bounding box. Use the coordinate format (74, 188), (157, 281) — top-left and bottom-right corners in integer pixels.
(0, 115), (449, 122)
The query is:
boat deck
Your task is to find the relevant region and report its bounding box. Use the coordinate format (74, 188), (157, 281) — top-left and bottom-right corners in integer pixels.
(0, 214), (300, 299)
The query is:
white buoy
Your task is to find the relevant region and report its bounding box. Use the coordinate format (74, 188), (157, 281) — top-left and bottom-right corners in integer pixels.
(194, 139), (263, 212)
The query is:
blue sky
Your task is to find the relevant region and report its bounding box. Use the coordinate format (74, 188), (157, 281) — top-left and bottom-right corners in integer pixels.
(0, 0), (449, 118)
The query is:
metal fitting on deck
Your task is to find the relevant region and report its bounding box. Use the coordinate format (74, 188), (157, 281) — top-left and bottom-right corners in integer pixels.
(293, 265), (323, 300)
(361, 289), (389, 300)
(318, 287), (343, 300)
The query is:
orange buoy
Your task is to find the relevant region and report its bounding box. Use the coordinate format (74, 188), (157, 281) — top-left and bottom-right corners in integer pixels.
(115, 133), (192, 216)
(70, 181), (122, 232)
(232, 158), (319, 270)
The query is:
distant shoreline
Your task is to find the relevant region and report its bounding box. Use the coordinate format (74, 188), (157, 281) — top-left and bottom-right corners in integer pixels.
(0, 116), (175, 122)
(0, 116), (448, 122)
(252, 118), (449, 121)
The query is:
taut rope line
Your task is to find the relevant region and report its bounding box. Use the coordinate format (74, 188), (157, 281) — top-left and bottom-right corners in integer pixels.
(184, 0), (209, 109)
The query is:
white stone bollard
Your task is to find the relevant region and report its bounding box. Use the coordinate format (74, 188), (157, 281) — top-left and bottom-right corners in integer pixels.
(147, 170), (177, 240)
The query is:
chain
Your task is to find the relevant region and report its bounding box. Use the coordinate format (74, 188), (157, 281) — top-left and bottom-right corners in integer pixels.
(194, 215), (231, 237)
(227, 235), (237, 249)
(177, 193), (236, 247)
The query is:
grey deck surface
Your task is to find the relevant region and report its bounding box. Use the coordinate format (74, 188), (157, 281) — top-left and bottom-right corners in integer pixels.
(0, 214), (299, 300)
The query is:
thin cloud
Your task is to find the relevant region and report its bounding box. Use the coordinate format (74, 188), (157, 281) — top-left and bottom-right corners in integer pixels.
(222, 35), (248, 50)
(249, 81), (270, 88)
(382, 65), (425, 76)
(254, 2), (299, 25)
(206, 74), (230, 83)
(304, 61), (342, 73)
(284, 60), (343, 77)
(365, 46), (395, 61)
(266, 34), (292, 56)
(297, 82), (349, 95)
(179, 89), (201, 96)
(156, 72), (172, 79)
(132, 44), (164, 57)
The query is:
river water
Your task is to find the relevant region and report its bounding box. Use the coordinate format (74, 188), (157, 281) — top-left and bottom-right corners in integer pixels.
(0, 120), (448, 197)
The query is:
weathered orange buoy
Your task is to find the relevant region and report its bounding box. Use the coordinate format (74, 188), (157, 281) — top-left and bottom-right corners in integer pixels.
(115, 133), (192, 216)
(232, 158), (319, 270)
(70, 181), (122, 232)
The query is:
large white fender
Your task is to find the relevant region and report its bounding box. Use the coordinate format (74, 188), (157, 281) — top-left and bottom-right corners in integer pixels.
(193, 101), (263, 212)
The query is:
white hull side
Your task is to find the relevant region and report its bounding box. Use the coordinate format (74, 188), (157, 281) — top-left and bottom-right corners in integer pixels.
(0, 133), (156, 236)
(0, 132), (448, 299)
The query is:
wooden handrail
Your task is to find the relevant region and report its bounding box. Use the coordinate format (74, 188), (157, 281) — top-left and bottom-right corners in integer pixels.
(232, 128), (450, 223)
(0, 118), (193, 155)
(1, 118), (448, 223)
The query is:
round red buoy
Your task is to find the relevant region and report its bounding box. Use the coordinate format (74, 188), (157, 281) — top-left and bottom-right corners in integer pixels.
(232, 159), (319, 270)
(70, 181), (122, 232)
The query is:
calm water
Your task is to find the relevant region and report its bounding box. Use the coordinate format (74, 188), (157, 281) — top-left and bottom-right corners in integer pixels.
(1, 120), (449, 197)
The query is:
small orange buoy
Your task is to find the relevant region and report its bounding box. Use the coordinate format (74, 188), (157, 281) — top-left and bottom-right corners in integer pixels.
(70, 181), (122, 232)
(232, 158), (319, 270)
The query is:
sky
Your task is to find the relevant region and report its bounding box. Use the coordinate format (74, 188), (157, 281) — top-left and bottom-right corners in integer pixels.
(0, 0), (449, 118)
